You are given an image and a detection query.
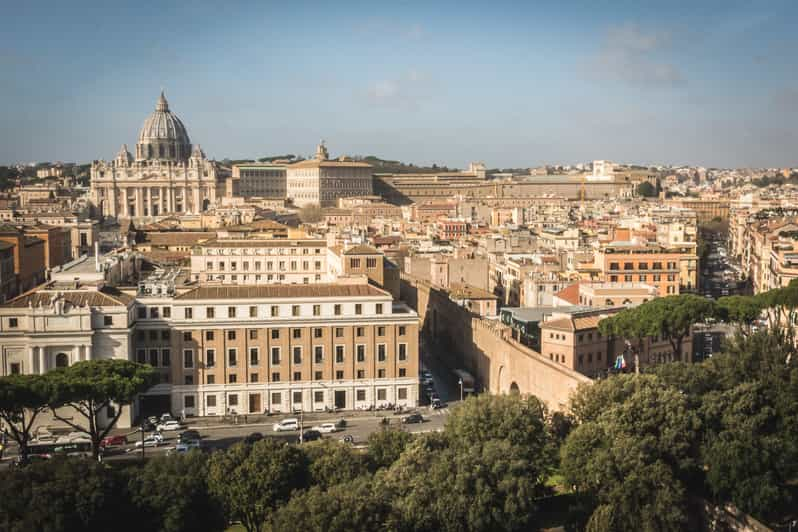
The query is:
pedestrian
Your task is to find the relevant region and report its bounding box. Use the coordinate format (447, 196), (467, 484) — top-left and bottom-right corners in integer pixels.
(244, 414), (248, 424)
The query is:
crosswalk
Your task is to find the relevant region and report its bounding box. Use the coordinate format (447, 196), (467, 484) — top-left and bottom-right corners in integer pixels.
(427, 407), (451, 416)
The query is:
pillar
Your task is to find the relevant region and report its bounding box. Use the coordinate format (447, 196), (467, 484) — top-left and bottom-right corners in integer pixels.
(121, 187), (129, 217)
(194, 186), (201, 213)
(146, 187), (152, 216)
(39, 349), (46, 374)
(135, 188), (142, 217)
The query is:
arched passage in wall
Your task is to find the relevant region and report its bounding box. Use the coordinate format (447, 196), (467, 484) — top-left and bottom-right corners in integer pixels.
(55, 353), (69, 368)
(509, 381), (520, 395)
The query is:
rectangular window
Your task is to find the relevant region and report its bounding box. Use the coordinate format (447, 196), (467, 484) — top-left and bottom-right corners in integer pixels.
(228, 349), (237, 367)
(334, 304), (342, 316)
(314, 346), (323, 363)
(206, 395), (216, 407)
(207, 375), (215, 384)
(250, 373), (258, 382)
(356, 327), (364, 337)
(398, 388), (407, 400)
(293, 391), (302, 404)
(356, 344), (365, 362)
(335, 345), (344, 363)
(292, 346), (302, 364)
(271, 372), (280, 382)
(356, 369), (365, 379)
(378, 344), (386, 362)
(398, 344), (407, 361)
(314, 371), (322, 380)
(313, 304), (321, 316)
(314, 391), (323, 403)
(161, 349), (171, 367)
(163, 307), (171, 318)
(137, 307), (146, 319)
(377, 388), (386, 400)
(227, 330), (236, 341)
(292, 328), (301, 339)
(377, 326), (385, 336)
(399, 368), (406, 377)
(376, 303), (383, 314)
(271, 329), (279, 339)
(356, 389), (366, 401)
(355, 304), (362, 315)
(249, 329), (258, 340)
(271, 305), (279, 317)
(206, 331), (214, 341)
(293, 371), (302, 381)
(292, 305), (300, 317)
(184, 375), (193, 385)
(335, 370), (344, 380)
(271, 347), (280, 365)
(335, 327), (344, 338)
(206, 349), (216, 368)
(104, 316), (113, 326)
(147, 349), (159, 366)
(377, 369), (386, 378)
(249, 348), (259, 366)
(149, 330), (158, 341)
(367, 257), (377, 269)
(183, 350), (194, 369)
(229, 374), (237, 384)
(313, 327), (323, 338)
(229, 393), (238, 406)
(206, 307), (215, 318)
(398, 326), (406, 336)
(184, 307), (193, 319)
(249, 306), (257, 318)
(184, 395), (195, 408)
(183, 331), (192, 342)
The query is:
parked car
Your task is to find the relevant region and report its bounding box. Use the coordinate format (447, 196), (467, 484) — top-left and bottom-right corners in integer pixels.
(302, 430), (322, 442)
(272, 418), (299, 432)
(141, 420), (156, 432)
(402, 413), (424, 424)
(177, 430), (200, 444)
(160, 413), (175, 422)
(100, 435), (127, 447)
(156, 420), (184, 432)
(135, 433), (164, 448)
(174, 439), (201, 452)
(244, 432), (263, 444)
(311, 423), (338, 434)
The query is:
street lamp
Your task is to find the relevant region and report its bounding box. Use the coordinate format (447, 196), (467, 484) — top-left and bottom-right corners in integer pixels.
(458, 378), (463, 402)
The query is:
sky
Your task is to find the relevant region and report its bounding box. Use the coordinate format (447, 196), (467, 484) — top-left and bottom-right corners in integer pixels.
(1, 0), (797, 168)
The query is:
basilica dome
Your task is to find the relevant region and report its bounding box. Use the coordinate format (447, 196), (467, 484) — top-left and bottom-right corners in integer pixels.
(135, 91), (192, 162)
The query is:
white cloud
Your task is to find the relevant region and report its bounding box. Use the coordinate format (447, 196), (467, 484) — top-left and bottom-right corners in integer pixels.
(365, 70), (429, 110)
(590, 23), (685, 88)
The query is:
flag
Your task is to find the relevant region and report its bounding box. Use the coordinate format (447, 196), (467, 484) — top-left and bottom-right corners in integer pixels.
(614, 355), (626, 370)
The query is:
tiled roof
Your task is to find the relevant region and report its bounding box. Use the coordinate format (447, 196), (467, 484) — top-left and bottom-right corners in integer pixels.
(542, 314), (608, 332)
(2, 286), (134, 308)
(175, 283), (387, 300)
(199, 239), (324, 248)
(343, 244), (379, 255)
(555, 282), (580, 305)
(288, 159), (372, 169)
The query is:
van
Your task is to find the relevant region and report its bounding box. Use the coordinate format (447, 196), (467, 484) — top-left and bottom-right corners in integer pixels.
(272, 418), (299, 432)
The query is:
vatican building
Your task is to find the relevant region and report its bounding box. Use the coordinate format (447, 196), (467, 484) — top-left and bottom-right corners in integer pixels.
(90, 92), (223, 220)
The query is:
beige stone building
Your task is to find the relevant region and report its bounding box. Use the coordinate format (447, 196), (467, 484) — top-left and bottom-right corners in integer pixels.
(90, 92), (223, 221)
(286, 143), (372, 207)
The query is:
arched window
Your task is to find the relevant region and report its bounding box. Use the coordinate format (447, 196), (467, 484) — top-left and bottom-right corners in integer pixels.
(55, 353), (69, 368)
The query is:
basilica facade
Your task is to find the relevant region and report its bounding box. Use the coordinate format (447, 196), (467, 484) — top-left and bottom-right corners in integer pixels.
(90, 92), (224, 220)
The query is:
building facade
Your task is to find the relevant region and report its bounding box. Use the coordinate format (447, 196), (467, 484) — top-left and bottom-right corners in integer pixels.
(90, 92), (223, 220)
(230, 163), (287, 199)
(286, 143), (373, 207)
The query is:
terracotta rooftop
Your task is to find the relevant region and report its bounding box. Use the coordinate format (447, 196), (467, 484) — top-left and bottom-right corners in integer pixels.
(554, 282), (580, 305)
(343, 244), (380, 256)
(175, 283), (387, 300)
(542, 313), (611, 332)
(288, 159), (372, 169)
(199, 239), (324, 248)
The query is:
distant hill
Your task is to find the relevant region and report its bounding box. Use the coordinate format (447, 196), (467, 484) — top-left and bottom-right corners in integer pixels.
(357, 156), (459, 173)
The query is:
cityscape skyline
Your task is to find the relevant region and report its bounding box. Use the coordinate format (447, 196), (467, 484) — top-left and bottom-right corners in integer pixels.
(2, 0), (798, 168)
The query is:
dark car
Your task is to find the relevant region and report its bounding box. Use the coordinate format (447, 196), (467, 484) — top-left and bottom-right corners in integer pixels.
(178, 430), (201, 444)
(302, 430), (322, 442)
(140, 420), (156, 432)
(402, 413), (424, 424)
(244, 432), (263, 444)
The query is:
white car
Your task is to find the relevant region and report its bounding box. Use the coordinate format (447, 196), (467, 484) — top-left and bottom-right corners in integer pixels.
(135, 433), (164, 448)
(272, 418), (299, 432)
(311, 423), (338, 434)
(156, 420), (184, 432)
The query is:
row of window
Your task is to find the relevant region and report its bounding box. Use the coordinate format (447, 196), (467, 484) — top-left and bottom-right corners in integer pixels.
(608, 261), (678, 271)
(139, 302), (387, 320)
(608, 274), (676, 283)
(189, 366), (409, 386)
(205, 260), (323, 272)
(179, 343), (409, 369)
(576, 352), (604, 366)
(197, 387), (409, 411)
(204, 247), (322, 256)
(180, 324), (405, 343)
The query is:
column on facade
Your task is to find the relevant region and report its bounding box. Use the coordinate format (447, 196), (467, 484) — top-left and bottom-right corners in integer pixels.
(146, 187), (152, 217)
(162, 186), (169, 213)
(121, 187), (129, 217)
(29, 347), (36, 374)
(193, 186), (201, 213)
(170, 187), (176, 213)
(135, 188), (142, 217)
(108, 186), (116, 218)
(38, 348), (46, 374)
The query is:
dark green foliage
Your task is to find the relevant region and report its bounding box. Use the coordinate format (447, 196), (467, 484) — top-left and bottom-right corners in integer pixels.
(0, 374), (52, 459)
(366, 427), (414, 471)
(635, 181), (657, 197)
(127, 451), (226, 532)
(302, 439), (368, 489)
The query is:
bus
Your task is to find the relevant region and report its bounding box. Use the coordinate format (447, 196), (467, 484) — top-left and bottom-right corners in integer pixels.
(27, 441), (93, 459)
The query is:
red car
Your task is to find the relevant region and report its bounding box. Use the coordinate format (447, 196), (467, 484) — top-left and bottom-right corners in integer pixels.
(100, 435), (127, 447)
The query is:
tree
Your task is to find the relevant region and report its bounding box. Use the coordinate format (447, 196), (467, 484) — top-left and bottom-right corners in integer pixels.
(207, 439), (308, 532)
(298, 203), (323, 224)
(562, 380), (702, 531)
(569, 374), (658, 425)
(716, 295), (763, 335)
(268, 475), (396, 532)
(47, 359), (157, 458)
(366, 428), (414, 471)
(0, 457), (132, 532)
(127, 451), (226, 532)
(0, 374), (52, 460)
(635, 181), (657, 198)
(302, 439), (368, 489)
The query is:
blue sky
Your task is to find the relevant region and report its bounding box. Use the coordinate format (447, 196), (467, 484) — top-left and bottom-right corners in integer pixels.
(1, 0), (796, 168)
